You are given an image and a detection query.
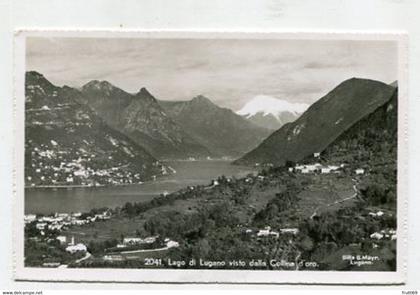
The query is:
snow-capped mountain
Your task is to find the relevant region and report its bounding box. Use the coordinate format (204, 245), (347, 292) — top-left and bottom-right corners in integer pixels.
(236, 95), (309, 130)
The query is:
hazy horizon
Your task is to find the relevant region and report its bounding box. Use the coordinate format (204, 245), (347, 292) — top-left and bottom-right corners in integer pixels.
(26, 37), (398, 111)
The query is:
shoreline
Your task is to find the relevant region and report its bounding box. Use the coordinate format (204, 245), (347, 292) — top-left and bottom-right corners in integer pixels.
(25, 159), (253, 190)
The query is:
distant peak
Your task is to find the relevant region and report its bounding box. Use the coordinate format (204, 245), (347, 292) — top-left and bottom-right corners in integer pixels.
(135, 87), (157, 102)
(389, 80), (398, 88)
(191, 95), (213, 104)
(338, 77), (389, 88)
(25, 71), (55, 88)
(26, 71), (44, 78)
(82, 80), (115, 91)
(138, 87), (153, 96)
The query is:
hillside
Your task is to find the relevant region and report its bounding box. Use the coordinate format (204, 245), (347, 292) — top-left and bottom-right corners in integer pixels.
(234, 78), (397, 166)
(81, 83), (211, 160)
(159, 95), (271, 157)
(322, 87), (397, 166)
(25, 71), (166, 187)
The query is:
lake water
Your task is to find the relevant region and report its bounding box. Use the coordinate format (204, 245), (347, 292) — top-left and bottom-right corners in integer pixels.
(25, 160), (256, 214)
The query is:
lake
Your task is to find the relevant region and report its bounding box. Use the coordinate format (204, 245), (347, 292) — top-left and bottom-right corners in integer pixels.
(25, 160), (256, 214)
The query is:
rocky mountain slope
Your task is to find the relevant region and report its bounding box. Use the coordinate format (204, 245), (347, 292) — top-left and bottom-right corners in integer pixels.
(236, 95), (308, 130)
(234, 78), (397, 166)
(159, 95), (271, 158)
(81, 82), (211, 160)
(25, 71), (166, 187)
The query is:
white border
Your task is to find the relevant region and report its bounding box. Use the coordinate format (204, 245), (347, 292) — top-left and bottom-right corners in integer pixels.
(13, 30), (408, 285)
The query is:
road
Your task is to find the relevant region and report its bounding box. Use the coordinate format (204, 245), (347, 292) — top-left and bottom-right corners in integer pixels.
(75, 252), (92, 264)
(310, 179), (359, 219)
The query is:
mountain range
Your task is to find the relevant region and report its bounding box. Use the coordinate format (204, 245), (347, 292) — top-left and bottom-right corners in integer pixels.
(25, 70), (397, 188)
(81, 82), (211, 160)
(25, 71), (166, 187)
(234, 78), (397, 166)
(236, 95), (308, 130)
(158, 96), (271, 157)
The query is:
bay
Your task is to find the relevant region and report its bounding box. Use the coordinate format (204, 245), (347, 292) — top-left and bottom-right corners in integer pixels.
(24, 160), (256, 214)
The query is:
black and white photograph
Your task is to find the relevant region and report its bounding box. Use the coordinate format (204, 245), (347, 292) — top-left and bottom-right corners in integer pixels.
(12, 31), (407, 284)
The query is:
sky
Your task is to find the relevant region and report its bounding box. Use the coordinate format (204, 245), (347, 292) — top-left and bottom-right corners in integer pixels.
(26, 37), (398, 110)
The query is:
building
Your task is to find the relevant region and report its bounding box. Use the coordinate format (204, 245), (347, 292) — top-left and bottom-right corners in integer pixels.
(301, 168), (310, 174)
(65, 243), (87, 253)
(123, 237), (143, 245)
(313, 152), (320, 158)
(143, 236), (157, 244)
(279, 228), (299, 235)
(24, 214), (37, 224)
(257, 229), (271, 237)
(321, 167), (332, 174)
(36, 222), (47, 230)
(166, 240), (180, 248)
(56, 236), (67, 244)
(355, 168), (365, 175)
(370, 232), (384, 240)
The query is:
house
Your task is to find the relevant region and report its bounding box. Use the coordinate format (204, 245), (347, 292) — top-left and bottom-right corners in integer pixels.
(257, 229), (271, 237)
(65, 243), (87, 253)
(279, 228), (299, 235)
(36, 222), (47, 230)
(123, 237), (144, 245)
(321, 167), (332, 174)
(24, 214), (37, 224)
(288, 167), (294, 172)
(313, 152), (320, 158)
(56, 236), (67, 244)
(355, 168), (365, 175)
(370, 232), (384, 240)
(48, 224), (63, 231)
(301, 168), (310, 174)
(143, 236), (157, 244)
(166, 240), (180, 248)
